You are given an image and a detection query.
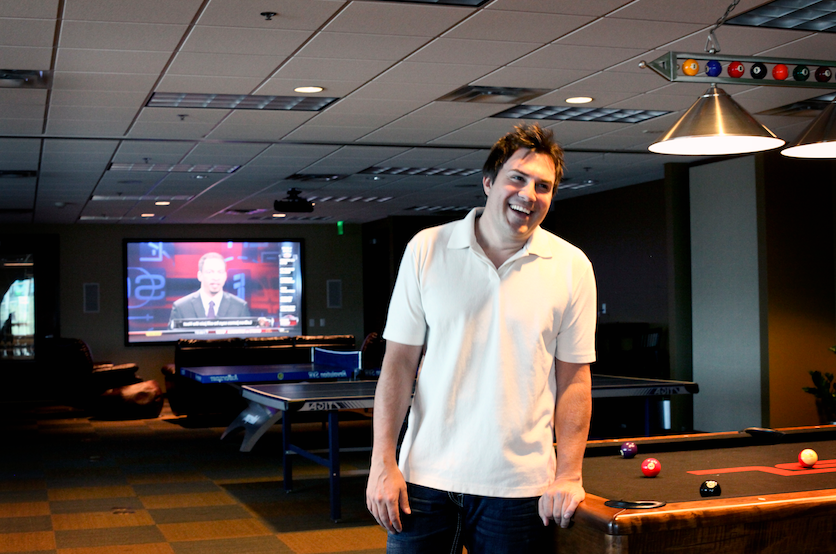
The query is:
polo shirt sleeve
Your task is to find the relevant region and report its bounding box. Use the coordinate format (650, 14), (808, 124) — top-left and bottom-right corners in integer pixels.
(556, 258), (597, 364)
(382, 241), (428, 346)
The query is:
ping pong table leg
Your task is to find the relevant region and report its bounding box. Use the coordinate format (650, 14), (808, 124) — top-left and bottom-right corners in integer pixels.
(328, 410), (341, 522)
(283, 409), (293, 491)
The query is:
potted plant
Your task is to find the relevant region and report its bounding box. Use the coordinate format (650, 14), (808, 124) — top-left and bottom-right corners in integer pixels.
(803, 347), (836, 424)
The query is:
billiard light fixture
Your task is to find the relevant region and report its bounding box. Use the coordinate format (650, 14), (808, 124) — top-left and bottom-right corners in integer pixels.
(781, 100), (836, 158)
(648, 85), (785, 155)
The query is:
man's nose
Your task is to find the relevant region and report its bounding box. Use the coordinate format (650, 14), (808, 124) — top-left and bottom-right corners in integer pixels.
(517, 180), (536, 201)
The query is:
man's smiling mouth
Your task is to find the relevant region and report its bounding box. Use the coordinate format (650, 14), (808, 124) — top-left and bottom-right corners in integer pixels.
(509, 204), (531, 216)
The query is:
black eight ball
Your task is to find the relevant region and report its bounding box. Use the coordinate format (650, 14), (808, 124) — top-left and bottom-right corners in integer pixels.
(700, 479), (722, 497)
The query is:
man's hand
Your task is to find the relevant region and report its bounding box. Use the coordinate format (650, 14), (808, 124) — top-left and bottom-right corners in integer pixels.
(538, 478), (585, 528)
(366, 457), (411, 533)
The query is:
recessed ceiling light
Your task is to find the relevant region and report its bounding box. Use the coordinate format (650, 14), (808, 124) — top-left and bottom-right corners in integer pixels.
(155, 201), (170, 206)
(141, 213), (155, 218)
(493, 105), (671, 123)
(294, 86), (324, 94)
(273, 213), (287, 218)
(566, 97), (593, 104)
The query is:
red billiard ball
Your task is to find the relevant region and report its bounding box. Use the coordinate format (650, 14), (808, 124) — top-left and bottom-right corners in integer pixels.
(620, 442), (638, 459)
(815, 66), (832, 83)
(641, 458), (661, 477)
(799, 448), (818, 468)
(773, 64), (789, 80)
(727, 61), (745, 78)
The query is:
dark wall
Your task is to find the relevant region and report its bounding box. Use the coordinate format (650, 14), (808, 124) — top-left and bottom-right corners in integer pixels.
(760, 153), (836, 426)
(545, 180), (669, 329)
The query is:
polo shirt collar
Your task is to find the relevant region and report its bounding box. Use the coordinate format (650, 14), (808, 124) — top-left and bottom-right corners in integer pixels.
(448, 208), (554, 259)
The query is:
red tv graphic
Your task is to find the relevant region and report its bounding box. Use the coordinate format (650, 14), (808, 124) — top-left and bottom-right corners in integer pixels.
(688, 459), (836, 477)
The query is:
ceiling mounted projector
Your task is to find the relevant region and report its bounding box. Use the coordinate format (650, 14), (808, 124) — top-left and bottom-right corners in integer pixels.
(274, 188), (314, 213)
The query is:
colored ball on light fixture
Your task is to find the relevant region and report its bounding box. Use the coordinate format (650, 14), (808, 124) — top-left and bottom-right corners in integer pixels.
(815, 66), (832, 82)
(705, 60), (722, 77)
(750, 62), (767, 79)
(793, 65), (810, 81)
(682, 59), (700, 76)
(727, 61), (745, 78)
(773, 64), (789, 80)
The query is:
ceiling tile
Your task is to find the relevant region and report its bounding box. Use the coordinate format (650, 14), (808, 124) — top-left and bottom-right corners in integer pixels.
(612, 0), (768, 24)
(48, 106), (138, 121)
(156, 75), (264, 94)
(380, 147), (481, 167)
(323, 2), (471, 37)
(271, 57), (394, 82)
(282, 124), (380, 143)
(167, 52), (281, 78)
(0, 119), (44, 134)
(59, 21), (187, 51)
(63, 0), (203, 23)
(532, 89), (638, 107)
(558, 18), (703, 49)
(375, 61), (493, 85)
(181, 26), (310, 56)
(487, 0), (628, 16)
(52, 71), (160, 92)
(512, 44), (645, 71)
(0, 89), (48, 106)
(348, 80), (455, 102)
(662, 26), (812, 56)
(255, 78), (363, 97)
(56, 49), (171, 74)
(0, 17), (55, 47)
(45, 119), (131, 136)
(445, 10), (592, 43)
(183, 142), (269, 163)
(296, 32), (428, 61)
(114, 140), (197, 162)
(197, 0), (344, 30)
(127, 121), (219, 139)
(0, 0), (59, 19)
(205, 110), (316, 140)
(408, 38), (540, 66)
(472, 66), (591, 89)
(0, 105), (44, 119)
(50, 90), (148, 108)
(430, 118), (527, 146)
(758, 33), (836, 60)
(0, 46), (53, 68)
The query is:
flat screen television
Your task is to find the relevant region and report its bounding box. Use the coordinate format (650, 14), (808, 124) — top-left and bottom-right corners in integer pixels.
(123, 240), (303, 345)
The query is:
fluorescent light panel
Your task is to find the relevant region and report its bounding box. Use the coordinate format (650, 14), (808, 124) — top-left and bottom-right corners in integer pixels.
(493, 105), (671, 123)
(361, 166), (480, 177)
(727, 0), (836, 32)
(108, 163), (239, 173)
(147, 92), (339, 111)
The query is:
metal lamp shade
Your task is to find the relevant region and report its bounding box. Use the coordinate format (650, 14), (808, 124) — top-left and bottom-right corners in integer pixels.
(781, 101), (836, 159)
(649, 85), (784, 156)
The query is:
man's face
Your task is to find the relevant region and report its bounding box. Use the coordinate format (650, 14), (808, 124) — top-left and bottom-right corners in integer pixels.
(482, 148), (556, 243)
(198, 257), (227, 295)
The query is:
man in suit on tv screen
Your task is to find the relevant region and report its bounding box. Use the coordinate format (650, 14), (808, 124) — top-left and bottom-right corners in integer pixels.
(169, 252), (250, 326)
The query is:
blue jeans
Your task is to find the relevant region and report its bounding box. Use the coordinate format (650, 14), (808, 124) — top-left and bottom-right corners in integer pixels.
(386, 483), (550, 554)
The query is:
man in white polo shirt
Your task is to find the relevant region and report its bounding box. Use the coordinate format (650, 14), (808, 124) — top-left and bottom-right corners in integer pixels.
(366, 123), (597, 553)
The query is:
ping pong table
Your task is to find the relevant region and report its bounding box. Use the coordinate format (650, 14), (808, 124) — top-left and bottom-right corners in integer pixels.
(241, 374), (699, 522)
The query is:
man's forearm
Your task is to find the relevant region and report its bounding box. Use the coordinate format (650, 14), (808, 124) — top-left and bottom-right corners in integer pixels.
(371, 342), (422, 461)
(554, 362), (592, 482)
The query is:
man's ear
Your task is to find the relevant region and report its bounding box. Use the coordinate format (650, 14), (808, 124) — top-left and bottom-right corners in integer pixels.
(482, 175), (492, 196)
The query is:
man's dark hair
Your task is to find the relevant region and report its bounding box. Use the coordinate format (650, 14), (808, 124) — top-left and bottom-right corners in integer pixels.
(482, 123), (564, 189)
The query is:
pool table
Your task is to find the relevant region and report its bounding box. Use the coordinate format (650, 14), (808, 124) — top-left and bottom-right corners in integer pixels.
(554, 425), (836, 553)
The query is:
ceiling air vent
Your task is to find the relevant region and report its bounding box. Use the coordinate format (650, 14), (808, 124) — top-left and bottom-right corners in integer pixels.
(758, 92), (836, 117)
(0, 70), (51, 89)
(437, 86), (550, 104)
